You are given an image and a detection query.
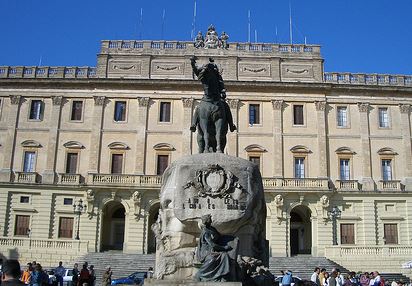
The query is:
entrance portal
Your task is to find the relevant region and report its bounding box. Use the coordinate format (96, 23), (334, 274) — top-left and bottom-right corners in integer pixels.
(101, 202), (126, 251)
(290, 205), (312, 255)
(147, 203), (160, 254)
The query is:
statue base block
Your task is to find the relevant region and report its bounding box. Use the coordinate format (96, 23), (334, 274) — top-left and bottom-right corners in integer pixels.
(145, 280), (242, 286)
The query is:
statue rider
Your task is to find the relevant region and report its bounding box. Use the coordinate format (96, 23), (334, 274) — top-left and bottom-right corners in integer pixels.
(190, 57), (236, 134)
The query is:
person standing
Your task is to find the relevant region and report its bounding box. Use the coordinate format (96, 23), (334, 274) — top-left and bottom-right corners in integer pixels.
(88, 265), (95, 286)
(282, 270), (293, 286)
(311, 267), (321, 286)
(71, 264), (79, 286)
(0, 258), (3, 286)
(329, 271), (337, 286)
(78, 264), (90, 286)
(102, 267), (112, 286)
(319, 269), (327, 286)
(29, 264), (43, 286)
(1, 259), (25, 286)
(54, 262), (65, 286)
(20, 263), (32, 284)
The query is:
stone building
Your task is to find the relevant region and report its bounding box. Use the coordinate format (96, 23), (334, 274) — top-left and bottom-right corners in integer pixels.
(0, 36), (412, 274)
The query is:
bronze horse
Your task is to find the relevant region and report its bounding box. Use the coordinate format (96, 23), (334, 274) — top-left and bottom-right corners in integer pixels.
(190, 57), (236, 153)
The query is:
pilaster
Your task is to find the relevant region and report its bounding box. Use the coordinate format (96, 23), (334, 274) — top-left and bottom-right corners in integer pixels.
(399, 104), (412, 190)
(272, 100), (284, 177)
(0, 95), (21, 182)
(88, 96), (106, 173)
(358, 102), (374, 191)
(226, 99), (240, 156)
(315, 101), (328, 178)
(134, 97), (150, 174)
(42, 96), (63, 184)
(181, 98), (194, 156)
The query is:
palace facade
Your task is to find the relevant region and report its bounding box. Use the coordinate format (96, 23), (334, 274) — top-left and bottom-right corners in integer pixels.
(0, 38), (412, 274)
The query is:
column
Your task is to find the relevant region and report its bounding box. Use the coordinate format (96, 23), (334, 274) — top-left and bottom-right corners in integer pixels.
(0, 95), (21, 182)
(88, 96), (105, 173)
(42, 96), (63, 184)
(226, 99), (239, 156)
(315, 101), (328, 178)
(134, 97), (150, 174)
(272, 100), (284, 177)
(399, 104), (412, 190)
(358, 102), (375, 190)
(181, 98), (194, 155)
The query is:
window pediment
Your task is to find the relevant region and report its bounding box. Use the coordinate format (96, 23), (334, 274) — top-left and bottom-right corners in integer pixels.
(290, 145), (311, 154)
(108, 142), (129, 150)
(21, 140), (42, 148)
(377, 147), (397, 156)
(153, 143), (175, 151)
(335, 147), (356, 155)
(245, 144), (267, 153)
(63, 141), (84, 149)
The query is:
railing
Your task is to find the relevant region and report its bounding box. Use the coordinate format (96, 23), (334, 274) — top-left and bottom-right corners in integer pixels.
(324, 72), (412, 87)
(262, 178), (329, 190)
(58, 173), (83, 185)
(324, 245), (412, 257)
(0, 237), (88, 251)
(101, 40), (321, 55)
(379, 180), (403, 191)
(14, 172), (39, 183)
(335, 180), (360, 191)
(89, 173), (162, 187)
(0, 66), (97, 79)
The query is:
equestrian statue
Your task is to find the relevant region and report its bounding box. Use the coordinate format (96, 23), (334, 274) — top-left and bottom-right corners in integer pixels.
(190, 56), (236, 153)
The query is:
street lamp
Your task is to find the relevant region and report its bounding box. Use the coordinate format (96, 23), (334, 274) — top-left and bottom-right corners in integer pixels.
(73, 199), (86, 240)
(328, 206), (342, 246)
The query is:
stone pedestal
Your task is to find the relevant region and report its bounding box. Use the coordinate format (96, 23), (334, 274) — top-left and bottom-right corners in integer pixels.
(153, 153), (268, 282)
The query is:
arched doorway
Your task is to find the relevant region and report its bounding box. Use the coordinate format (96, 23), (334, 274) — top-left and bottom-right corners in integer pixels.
(101, 202), (126, 251)
(290, 205), (312, 255)
(147, 203), (160, 254)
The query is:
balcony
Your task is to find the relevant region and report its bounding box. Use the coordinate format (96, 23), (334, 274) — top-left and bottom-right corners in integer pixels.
(0, 236), (89, 252)
(88, 173), (162, 188)
(379, 180), (403, 191)
(14, 172), (40, 183)
(324, 245), (412, 258)
(58, 173), (84, 185)
(262, 178), (329, 191)
(335, 180), (361, 191)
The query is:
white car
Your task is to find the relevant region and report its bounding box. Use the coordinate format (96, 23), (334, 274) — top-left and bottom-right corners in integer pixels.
(402, 260), (412, 269)
(63, 269), (74, 283)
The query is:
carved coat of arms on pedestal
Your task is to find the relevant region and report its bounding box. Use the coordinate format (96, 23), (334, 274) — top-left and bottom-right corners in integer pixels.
(183, 164), (239, 198)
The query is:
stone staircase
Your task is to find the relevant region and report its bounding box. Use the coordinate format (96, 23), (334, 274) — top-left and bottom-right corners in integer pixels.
(72, 251), (155, 285)
(71, 252), (411, 285)
(269, 255), (350, 280)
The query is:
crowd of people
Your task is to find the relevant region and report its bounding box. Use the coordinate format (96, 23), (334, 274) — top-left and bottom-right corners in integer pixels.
(0, 259), (99, 286)
(308, 267), (409, 286)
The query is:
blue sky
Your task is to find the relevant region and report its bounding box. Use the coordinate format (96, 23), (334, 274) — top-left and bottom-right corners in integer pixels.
(0, 0), (411, 75)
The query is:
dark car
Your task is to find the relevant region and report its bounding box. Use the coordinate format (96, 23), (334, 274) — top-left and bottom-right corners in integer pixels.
(111, 271), (147, 285)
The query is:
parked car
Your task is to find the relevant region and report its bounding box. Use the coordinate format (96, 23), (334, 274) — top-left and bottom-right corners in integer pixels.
(111, 271), (147, 285)
(46, 270), (57, 286)
(274, 275), (302, 286)
(63, 269), (74, 284)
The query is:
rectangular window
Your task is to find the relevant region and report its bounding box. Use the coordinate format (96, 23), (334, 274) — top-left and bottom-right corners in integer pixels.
(382, 159), (392, 181)
(293, 105), (304, 125)
(114, 101), (126, 122)
(58, 217), (74, 238)
(379, 107), (389, 128)
(111, 154), (123, 174)
(29, 100), (43, 120)
(65, 153), (78, 174)
(384, 223), (398, 244)
(249, 156), (261, 170)
(159, 102), (171, 122)
(71, 101), (83, 121)
(23, 151), (36, 172)
(337, 106), (348, 127)
(249, 104), (260, 125)
(340, 159), (350, 180)
(294, 157), (305, 178)
(340, 223), (355, 244)
(63, 198), (73, 205)
(14, 215), (30, 236)
(20, 196), (30, 203)
(157, 155), (169, 175)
